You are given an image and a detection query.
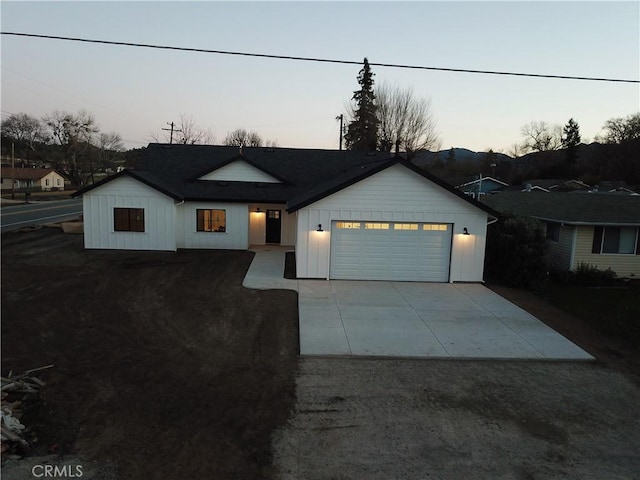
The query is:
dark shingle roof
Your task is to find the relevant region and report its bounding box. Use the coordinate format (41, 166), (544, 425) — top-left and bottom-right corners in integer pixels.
(483, 191), (640, 225)
(74, 144), (498, 216)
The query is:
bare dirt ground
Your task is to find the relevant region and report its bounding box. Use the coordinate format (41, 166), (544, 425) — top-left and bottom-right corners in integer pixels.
(3, 228), (640, 480)
(1, 228), (299, 479)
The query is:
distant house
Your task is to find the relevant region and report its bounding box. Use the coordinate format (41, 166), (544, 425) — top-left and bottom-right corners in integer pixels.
(483, 191), (640, 278)
(451, 176), (508, 199)
(0, 167), (66, 192)
(72, 144), (499, 283)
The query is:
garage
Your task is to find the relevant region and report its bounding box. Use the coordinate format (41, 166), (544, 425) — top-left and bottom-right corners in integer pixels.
(330, 221), (452, 282)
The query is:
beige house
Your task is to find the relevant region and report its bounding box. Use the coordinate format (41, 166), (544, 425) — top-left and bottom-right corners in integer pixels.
(484, 191), (640, 278)
(0, 167), (66, 192)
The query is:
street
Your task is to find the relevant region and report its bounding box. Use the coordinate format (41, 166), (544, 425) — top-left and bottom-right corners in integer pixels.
(1, 198), (83, 233)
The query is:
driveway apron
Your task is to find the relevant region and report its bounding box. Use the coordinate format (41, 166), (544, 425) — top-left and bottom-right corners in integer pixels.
(244, 247), (593, 360)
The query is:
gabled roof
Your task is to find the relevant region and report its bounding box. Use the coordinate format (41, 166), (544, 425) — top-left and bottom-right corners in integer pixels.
(72, 144), (499, 217)
(1, 167), (58, 180)
(483, 191), (640, 225)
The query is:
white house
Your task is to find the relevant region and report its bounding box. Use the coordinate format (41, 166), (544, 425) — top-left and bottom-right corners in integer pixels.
(73, 144), (499, 283)
(1, 167), (66, 191)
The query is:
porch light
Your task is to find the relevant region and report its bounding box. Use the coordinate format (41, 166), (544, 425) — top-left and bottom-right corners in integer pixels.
(316, 224), (324, 232)
(463, 227), (470, 235)
(255, 207), (261, 213)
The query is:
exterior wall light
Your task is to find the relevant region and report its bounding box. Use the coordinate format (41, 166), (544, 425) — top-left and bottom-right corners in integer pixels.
(463, 227), (470, 235)
(316, 224), (324, 232)
(255, 207), (261, 213)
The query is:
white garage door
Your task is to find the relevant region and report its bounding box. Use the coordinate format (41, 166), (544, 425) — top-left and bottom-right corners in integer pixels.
(330, 221), (452, 282)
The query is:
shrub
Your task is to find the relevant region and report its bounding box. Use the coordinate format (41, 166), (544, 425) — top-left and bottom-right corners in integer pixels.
(484, 214), (549, 290)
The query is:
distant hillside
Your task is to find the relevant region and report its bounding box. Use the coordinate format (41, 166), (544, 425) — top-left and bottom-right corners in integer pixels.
(412, 148), (512, 168)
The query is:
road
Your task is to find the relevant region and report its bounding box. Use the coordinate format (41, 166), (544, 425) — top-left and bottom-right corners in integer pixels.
(1, 198), (83, 233)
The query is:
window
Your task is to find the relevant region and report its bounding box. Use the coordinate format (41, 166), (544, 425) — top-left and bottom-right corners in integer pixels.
(114, 208), (145, 232)
(393, 223), (418, 231)
(45, 178), (50, 186)
(336, 222), (361, 229)
(592, 226), (639, 254)
(546, 222), (560, 242)
(423, 224), (448, 231)
(56, 179), (62, 186)
(365, 222), (389, 230)
(197, 209), (226, 232)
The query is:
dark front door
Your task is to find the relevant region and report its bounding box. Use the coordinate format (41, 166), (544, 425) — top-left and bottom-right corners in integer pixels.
(265, 209), (281, 244)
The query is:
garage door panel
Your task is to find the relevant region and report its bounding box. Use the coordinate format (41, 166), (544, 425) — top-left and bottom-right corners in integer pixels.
(331, 221), (452, 282)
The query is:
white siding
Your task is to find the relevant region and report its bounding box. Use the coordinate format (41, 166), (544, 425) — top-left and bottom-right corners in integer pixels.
(176, 202), (249, 249)
(82, 176), (176, 251)
(248, 203), (296, 246)
(573, 226), (640, 277)
(198, 160), (281, 183)
(296, 164), (489, 282)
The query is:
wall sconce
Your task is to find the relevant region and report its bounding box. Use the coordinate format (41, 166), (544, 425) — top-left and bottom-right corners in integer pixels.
(463, 227), (470, 235)
(255, 207), (262, 213)
(316, 224), (324, 232)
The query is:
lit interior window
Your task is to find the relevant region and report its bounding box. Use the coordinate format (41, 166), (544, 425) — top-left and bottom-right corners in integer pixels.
(364, 223), (390, 230)
(423, 224), (448, 231)
(336, 222), (361, 229)
(393, 223), (418, 230)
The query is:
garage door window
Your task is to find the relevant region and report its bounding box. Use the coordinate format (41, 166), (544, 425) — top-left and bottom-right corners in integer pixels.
(365, 222), (389, 230)
(394, 223), (418, 230)
(423, 224), (448, 231)
(336, 222), (361, 229)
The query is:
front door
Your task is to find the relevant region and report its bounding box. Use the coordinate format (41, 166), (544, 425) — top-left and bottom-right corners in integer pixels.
(265, 209), (281, 244)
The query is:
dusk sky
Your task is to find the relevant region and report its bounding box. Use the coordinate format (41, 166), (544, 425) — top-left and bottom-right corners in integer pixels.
(1, 1), (638, 153)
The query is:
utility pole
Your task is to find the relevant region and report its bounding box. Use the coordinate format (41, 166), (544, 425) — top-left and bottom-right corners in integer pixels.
(11, 142), (15, 200)
(162, 121), (182, 144)
(336, 114), (344, 150)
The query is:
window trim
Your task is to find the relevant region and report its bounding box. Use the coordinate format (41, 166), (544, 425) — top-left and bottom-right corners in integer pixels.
(196, 208), (227, 233)
(113, 207), (145, 232)
(592, 226), (640, 255)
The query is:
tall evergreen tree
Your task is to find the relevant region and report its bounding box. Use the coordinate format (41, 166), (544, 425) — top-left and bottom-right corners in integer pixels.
(562, 118), (581, 173)
(345, 58), (378, 151)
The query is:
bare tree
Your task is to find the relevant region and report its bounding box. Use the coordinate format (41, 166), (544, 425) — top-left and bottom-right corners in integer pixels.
(1, 113), (47, 151)
(96, 132), (125, 172)
(598, 113), (640, 144)
(376, 83), (440, 154)
(42, 110), (98, 186)
(520, 121), (562, 152)
(223, 128), (264, 147)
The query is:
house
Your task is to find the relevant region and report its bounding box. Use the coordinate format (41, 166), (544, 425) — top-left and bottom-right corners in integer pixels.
(72, 144), (499, 282)
(483, 191), (640, 278)
(1, 167), (66, 192)
(449, 175), (508, 199)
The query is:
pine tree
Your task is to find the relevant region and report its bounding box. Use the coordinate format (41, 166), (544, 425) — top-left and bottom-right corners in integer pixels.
(345, 58), (378, 151)
(562, 118), (581, 173)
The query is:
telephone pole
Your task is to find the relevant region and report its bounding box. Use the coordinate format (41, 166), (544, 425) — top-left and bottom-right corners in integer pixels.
(162, 121), (182, 144)
(336, 114), (344, 150)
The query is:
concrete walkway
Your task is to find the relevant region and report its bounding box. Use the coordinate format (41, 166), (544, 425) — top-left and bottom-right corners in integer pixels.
(243, 247), (594, 360)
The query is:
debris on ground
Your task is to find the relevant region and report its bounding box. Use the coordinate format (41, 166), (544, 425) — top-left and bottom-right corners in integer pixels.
(1, 365), (53, 459)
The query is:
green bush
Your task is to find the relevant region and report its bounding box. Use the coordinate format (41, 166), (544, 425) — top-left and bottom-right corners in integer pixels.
(484, 215), (549, 290)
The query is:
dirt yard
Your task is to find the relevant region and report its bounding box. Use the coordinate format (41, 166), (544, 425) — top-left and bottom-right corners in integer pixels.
(1, 228), (299, 479)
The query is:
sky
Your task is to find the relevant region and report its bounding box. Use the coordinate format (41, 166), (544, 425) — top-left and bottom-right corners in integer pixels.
(1, 1), (638, 153)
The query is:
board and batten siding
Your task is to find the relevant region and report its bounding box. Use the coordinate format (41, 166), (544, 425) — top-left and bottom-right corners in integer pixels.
(248, 203), (296, 246)
(573, 226), (640, 277)
(176, 202), (249, 249)
(82, 176), (176, 251)
(295, 164), (489, 281)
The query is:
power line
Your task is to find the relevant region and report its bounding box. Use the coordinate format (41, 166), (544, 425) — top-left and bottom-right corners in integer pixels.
(2, 31), (638, 84)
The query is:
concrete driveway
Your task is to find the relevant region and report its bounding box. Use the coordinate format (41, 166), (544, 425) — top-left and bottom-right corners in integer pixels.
(243, 247), (593, 360)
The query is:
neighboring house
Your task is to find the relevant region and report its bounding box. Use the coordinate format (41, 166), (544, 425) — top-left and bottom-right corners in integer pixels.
(0, 167), (66, 192)
(483, 191), (640, 278)
(451, 176), (508, 199)
(72, 144), (499, 283)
